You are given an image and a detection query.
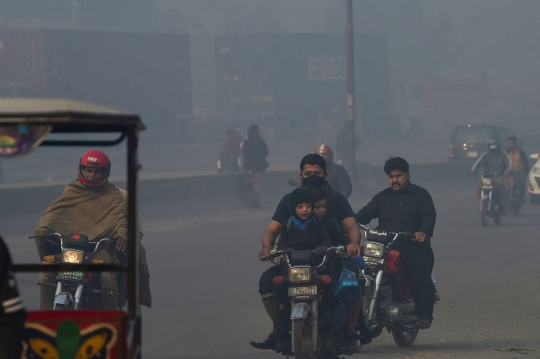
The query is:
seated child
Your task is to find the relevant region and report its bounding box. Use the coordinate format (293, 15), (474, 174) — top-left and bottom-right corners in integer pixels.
(309, 187), (363, 351)
(310, 187), (347, 247)
(277, 187), (331, 252)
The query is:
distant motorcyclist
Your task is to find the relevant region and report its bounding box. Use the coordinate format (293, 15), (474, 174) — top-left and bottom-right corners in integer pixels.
(506, 136), (529, 202)
(470, 140), (512, 209)
(316, 144), (353, 198)
(0, 235), (26, 358)
(35, 149), (127, 310)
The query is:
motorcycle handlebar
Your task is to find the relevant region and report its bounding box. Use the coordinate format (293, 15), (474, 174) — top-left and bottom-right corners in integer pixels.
(263, 246), (345, 268)
(29, 233), (115, 254)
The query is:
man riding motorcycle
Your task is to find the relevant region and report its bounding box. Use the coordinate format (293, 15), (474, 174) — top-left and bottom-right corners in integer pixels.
(316, 144), (353, 199)
(470, 140), (512, 210)
(506, 136), (529, 202)
(355, 157), (437, 329)
(35, 149), (128, 309)
(251, 154), (361, 354)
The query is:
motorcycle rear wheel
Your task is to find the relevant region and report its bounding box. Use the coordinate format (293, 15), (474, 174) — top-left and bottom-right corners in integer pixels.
(392, 327), (418, 347)
(513, 202), (522, 216)
(292, 317), (315, 359)
(493, 212), (502, 225)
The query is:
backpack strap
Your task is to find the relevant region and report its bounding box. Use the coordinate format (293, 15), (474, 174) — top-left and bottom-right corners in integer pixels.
(286, 217), (294, 232)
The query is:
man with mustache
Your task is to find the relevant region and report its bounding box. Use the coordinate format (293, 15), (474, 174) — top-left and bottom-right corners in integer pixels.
(355, 157), (437, 329)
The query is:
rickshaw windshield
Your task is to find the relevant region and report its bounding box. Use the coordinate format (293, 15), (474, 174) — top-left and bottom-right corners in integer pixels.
(0, 98), (144, 358)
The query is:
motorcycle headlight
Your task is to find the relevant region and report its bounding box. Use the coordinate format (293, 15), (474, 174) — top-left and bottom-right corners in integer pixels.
(364, 243), (385, 258)
(482, 178), (492, 186)
(532, 167), (540, 175)
(289, 267), (311, 283)
(62, 250), (84, 264)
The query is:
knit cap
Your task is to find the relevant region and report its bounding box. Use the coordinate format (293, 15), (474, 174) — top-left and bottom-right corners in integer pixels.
(290, 187), (315, 214)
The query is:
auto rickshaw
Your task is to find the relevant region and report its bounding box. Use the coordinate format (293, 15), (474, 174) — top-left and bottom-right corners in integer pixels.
(0, 98), (145, 358)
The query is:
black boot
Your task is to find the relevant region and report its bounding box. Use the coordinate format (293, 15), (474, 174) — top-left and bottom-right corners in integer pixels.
(272, 310), (293, 355)
(250, 298), (281, 350)
(250, 310), (290, 350)
(249, 330), (277, 350)
(333, 330), (354, 356)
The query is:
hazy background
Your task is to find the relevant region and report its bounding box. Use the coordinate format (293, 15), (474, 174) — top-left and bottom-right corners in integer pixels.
(0, 0), (538, 181)
(1, 0), (539, 112)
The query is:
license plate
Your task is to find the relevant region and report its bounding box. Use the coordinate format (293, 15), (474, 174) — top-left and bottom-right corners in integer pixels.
(467, 151), (478, 158)
(57, 271), (84, 281)
(364, 256), (384, 264)
(288, 286), (317, 297)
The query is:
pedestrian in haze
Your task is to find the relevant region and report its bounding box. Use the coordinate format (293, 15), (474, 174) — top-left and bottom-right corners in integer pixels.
(242, 125), (269, 208)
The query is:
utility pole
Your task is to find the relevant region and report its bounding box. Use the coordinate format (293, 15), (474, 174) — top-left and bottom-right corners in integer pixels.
(346, 0), (356, 177)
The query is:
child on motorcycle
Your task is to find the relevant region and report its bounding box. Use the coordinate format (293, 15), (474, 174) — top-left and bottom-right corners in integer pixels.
(276, 187), (332, 252)
(310, 187), (365, 353)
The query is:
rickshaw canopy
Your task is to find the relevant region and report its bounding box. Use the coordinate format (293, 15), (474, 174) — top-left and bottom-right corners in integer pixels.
(0, 98), (144, 132)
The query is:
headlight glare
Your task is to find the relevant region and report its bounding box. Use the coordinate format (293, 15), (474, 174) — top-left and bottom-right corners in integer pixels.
(289, 267), (311, 283)
(365, 243), (385, 258)
(482, 178), (492, 185)
(62, 250), (83, 264)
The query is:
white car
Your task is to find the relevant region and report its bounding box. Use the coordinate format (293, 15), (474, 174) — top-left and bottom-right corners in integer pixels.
(528, 153), (540, 204)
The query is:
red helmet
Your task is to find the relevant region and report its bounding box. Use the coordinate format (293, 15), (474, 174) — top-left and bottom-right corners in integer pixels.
(78, 149), (111, 187)
(315, 144), (333, 155)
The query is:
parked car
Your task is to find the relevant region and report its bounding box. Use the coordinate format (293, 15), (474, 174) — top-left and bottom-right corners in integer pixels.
(528, 153), (540, 204)
(448, 124), (514, 160)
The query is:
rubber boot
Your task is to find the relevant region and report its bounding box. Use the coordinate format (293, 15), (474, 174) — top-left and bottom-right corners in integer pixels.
(273, 309), (293, 356)
(250, 298), (281, 350)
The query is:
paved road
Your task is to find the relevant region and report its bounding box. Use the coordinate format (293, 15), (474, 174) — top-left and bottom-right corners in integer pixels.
(4, 175), (540, 359)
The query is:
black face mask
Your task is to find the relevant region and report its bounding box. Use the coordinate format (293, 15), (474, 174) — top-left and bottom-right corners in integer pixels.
(302, 174), (325, 188)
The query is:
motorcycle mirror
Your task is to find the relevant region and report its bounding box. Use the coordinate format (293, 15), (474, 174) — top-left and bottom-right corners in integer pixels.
(0, 125), (51, 159)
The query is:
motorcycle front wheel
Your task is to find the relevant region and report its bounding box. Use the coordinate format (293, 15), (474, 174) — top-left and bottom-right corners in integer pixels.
(480, 210), (489, 226)
(480, 198), (489, 226)
(513, 200), (522, 215)
(392, 327), (419, 347)
(292, 317), (315, 359)
(358, 285), (383, 340)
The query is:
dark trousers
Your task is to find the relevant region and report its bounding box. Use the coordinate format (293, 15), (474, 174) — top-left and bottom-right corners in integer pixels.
(259, 266), (288, 303)
(0, 318), (25, 358)
(399, 244), (436, 322)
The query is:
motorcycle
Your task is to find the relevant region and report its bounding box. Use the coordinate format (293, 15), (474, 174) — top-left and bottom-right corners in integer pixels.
(508, 174), (523, 216)
(357, 225), (420, 347)
(479, 173), (503, 226)
(33, 232), (115, 310)
(265, 246), (350, 359)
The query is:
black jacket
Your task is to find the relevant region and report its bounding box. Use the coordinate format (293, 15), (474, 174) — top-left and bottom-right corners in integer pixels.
(0, 236), (26, 359)
(355, 183), (436, 245)
(242, 135), (269, 172)
(471, 150), (511, 175)
(327, 162), (353, 199)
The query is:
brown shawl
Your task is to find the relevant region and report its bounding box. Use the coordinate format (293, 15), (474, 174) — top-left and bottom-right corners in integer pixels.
(34, 180), (127, 260)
